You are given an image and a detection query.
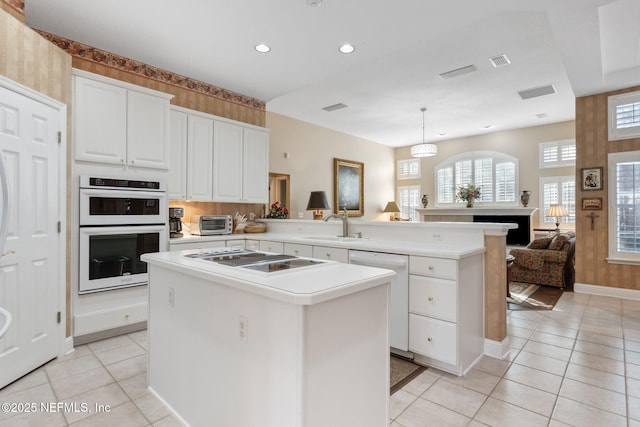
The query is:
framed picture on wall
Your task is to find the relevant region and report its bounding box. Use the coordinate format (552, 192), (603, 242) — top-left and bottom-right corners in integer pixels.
(333, 158), (364, 217)
(581, 167), (603, 191)
(582, 197), (602, 210)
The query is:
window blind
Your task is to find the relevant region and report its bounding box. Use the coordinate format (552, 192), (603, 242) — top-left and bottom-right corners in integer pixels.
(615, 161), (640, 253)
(437, 167), (454, 203)
(616, 102), (640, 130)
(539, 176), (575, 226)
(397, 159), (421, 180)
(398, 185), (421, 221)
(539, 140), (576, 168)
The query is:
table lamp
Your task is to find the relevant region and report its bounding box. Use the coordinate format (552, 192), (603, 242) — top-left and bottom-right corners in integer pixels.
(547, 204), (568, 232)
(306, 191), (330, 220)
(384, 201), (401, 221)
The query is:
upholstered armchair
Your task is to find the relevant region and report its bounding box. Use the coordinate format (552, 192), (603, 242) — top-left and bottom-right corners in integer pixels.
(509, 233), (576, 289)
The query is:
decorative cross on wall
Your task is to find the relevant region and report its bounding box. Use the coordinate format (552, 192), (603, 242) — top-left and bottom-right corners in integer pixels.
(587, 212), (599, 230)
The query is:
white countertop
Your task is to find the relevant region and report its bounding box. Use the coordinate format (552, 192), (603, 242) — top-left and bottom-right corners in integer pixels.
(170, 230), (485, 259)
(142, 249), (396, 305)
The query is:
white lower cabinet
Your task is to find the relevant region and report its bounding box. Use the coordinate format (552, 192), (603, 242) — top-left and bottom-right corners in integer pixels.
(408, 254), (484, 376)
(169, 240), (226, 251)
(284, 243), (313, 257)
(259, 240), (284, 253)
(409, 314), (457, 366)
(312, 245), (349, 263)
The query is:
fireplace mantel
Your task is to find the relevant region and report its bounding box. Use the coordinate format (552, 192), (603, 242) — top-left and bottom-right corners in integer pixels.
(416, 207), (538, 245)
(416, 207), (538, 218)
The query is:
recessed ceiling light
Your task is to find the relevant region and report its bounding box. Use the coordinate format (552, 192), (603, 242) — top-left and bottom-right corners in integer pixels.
(307, 0), (322, 6)
(438, 133), (447, 137)
(339, 44), (355, 54)
(255, 44), (271, 53)
(482, 125), (495, 130)
(536, 113), (548, 119)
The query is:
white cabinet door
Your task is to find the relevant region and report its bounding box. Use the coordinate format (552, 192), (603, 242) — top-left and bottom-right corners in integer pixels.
(74, 76), (127, 165)
(168, 110), (187, 200)
(212, 121), (243, 202)
(187, 115), (214, 201)
(127, 90), (169, 169)
(243, 128), (269, 203)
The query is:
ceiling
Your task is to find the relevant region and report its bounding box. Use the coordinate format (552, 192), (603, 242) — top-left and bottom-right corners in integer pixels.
(25, 0), (640, 148)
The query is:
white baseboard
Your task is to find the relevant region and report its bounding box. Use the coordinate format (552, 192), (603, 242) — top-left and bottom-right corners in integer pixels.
(484, 337), (510, 360)
(574, 283), (640, 301)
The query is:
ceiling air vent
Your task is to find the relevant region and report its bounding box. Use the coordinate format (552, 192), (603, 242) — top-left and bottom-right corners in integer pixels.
(518, 84), (557, 100)
(438, 65), (477, 80)
(489, 54), (511, 67)
(322, 103), (348, 112)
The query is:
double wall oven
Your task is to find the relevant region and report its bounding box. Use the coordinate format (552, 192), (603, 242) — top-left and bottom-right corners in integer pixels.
(79, 176), (167, 294)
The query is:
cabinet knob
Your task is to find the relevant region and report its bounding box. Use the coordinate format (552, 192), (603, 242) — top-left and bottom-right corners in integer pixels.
(428, 296), (434, 301)
(130, 160), (135, 165)
(125, 314), (129, 319)
(326, 253), (331, 258)
(428, 265), (434, 270)
(427, 337), (433, 342)
(294, 250), (299, 255)
(120, 159), (125, 164)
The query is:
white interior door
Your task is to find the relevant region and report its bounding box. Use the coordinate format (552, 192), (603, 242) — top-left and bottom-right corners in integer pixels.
(0, 84), (61, 388)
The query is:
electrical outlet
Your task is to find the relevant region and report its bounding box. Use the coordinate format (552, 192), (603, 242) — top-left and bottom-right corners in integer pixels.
(239, 315), (248, 343)
(298, 212), (304, 219)
(433, 233), (443, 241)
(168, 287), (175, 308)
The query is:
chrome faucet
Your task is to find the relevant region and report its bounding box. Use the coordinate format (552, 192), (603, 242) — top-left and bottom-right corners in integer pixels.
(323, 206), (349, 237)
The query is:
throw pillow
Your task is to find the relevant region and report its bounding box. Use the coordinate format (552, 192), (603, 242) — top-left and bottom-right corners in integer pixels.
(527, 236), (553, 249)
(548, 234), (569, 250)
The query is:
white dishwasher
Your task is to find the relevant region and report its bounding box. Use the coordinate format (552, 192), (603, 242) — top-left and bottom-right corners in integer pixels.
(349, 250), (409, 354)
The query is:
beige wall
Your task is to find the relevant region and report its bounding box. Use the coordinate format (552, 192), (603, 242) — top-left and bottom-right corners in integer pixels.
(575, 86), (640, 291)
(0, 8), (73, 335)
(394, 121), (576, 227)
(267, 112), (396, 221)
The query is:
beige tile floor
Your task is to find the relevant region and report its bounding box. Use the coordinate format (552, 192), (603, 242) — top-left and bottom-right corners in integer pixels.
(0, 291), (639, 426)
(391, 291), (640, 427)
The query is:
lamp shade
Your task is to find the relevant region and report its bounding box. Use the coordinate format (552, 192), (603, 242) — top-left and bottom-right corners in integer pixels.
(306, 191), (330, 210)
(546, 204), (568, 218)
(411, 143), (438, 157)
(383, 201), (401, 213)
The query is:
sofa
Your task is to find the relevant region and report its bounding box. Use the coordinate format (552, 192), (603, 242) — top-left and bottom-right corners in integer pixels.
(509, 232), (576, 289)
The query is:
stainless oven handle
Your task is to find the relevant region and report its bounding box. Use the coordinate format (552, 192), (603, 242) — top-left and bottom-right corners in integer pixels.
(80, 188), (167, 199)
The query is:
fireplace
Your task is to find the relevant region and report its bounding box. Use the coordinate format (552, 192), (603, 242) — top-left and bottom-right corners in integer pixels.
(473, 215), (531, 246)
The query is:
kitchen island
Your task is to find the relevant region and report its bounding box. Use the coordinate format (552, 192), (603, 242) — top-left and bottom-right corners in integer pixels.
(141, 249), (396, 427)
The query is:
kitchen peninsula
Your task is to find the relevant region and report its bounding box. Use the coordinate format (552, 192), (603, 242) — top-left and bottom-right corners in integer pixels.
(142, 249), (395, 427)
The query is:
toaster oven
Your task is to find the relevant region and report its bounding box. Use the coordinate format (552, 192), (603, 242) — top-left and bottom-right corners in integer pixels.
(191, 215), (233, 235)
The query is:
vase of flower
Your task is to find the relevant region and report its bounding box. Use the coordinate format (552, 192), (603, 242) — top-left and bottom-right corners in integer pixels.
(457, 184), (481, 208)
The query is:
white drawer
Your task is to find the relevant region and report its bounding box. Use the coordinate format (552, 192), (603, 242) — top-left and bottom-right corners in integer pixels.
(409, 275), (457, 322)
(284, 243), (313, 258)
(169, 240), (226, 251)
(312, 245), (349, 263)
(409, 314), (457, 365)
(259, 240), (284, 253)
(225, 239), (246, 249)
(409, 255), (457, 279)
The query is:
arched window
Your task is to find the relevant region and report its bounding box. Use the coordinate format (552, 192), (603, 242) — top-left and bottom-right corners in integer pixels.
(435, 151), (519, 206)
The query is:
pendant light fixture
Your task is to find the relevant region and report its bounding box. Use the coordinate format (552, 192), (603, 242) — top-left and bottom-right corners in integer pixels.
(411, 107), (438, 157)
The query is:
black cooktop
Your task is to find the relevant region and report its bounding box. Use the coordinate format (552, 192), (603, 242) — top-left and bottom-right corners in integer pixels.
(184, 249), (325, 272)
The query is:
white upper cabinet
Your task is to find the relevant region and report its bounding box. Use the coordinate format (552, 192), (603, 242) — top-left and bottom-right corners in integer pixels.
(168, 109), (188, 200)
(243, 128), (269, 204)
(73, 70), (173, 169)
(212, 121), (243, 202)
(212, 121), (269, 203)
(74, 76), (127, 165)
(187, 114), (214, 201)
(127, 90), (170, 169)
(167, 106), (269, 202)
